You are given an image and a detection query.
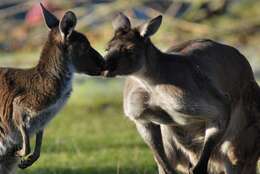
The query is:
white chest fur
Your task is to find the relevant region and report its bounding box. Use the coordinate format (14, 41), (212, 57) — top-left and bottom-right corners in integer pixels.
(25, 71), (74, 135)
(0, 87), (71, 156)
(25, 88), (71, 135)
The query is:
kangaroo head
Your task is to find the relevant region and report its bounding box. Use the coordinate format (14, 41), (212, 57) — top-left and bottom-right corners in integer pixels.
(104, 12), (162, 77)
(40, 3), (105, 75)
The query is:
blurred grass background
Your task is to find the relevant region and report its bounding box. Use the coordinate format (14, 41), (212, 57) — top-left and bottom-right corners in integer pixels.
(0, 0), (257, 173)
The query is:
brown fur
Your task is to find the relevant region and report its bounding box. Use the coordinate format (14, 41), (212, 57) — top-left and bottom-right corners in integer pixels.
(0, 7), (105, 174)
(0, 29), (78, 136)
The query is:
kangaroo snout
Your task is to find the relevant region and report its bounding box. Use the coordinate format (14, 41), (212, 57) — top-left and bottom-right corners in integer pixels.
(89, 47), (106, 75)
(102, 51), (120, 77)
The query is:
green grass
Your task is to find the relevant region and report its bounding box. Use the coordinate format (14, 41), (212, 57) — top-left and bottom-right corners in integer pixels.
(17, 78), (157, 174)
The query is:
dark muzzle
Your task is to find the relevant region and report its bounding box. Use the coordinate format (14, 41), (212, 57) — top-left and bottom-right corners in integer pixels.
(102, 50), (121, 77)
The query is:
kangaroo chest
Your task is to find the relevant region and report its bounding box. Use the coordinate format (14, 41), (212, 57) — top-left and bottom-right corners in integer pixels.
(25, 88), (71, 135)
(22, 77), (73, 135)
(124, 79), (223, 126)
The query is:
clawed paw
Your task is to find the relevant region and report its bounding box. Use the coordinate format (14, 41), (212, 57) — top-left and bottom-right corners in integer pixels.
(18, 155), (36, 169)
(16, 148), (27, 157)
(16, 150), (25, 157)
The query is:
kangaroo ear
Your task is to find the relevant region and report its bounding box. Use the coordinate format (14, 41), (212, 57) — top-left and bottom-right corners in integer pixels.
(138, 15), (162, 38)
(59, 11), (77, 40)
(112, 12), (131, 31)
(40, 3), (59, 29)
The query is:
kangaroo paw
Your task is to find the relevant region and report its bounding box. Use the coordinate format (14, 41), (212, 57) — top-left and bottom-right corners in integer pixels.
(18, 154), (38, 169)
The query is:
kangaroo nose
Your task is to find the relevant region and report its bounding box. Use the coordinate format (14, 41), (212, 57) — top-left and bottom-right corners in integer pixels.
(101, 57), (116, 77)
(89, 46), (106, 71)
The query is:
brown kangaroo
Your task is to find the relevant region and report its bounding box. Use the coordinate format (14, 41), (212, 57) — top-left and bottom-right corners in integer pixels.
(103, 13), (258, 174)
(0, 4), (105, 174)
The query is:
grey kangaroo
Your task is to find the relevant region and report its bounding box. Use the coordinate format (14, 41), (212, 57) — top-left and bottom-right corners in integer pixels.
(103, 13), (258, 174)
(0, 4), (105, 174)
(165, 43), (260, 174)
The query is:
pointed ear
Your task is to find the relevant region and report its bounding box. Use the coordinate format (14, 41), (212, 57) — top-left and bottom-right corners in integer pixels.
(59, 11), (77, 40)
(112, 12), (131, 31)
(138, 15), (162, 38)
(40, 3), (59, 29)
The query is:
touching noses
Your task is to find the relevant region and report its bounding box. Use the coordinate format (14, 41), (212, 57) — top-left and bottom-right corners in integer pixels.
(90, 46), (106, 72)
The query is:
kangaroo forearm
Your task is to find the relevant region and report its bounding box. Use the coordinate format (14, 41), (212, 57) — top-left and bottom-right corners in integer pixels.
(18, 130), (44, 169)
(16, 125), (30, 157)
(33, 130), (43, 158)
(141, 108), (174, 125)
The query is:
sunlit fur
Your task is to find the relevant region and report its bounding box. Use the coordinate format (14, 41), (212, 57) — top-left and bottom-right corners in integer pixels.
(0, 21), (104, 174)
(105, 18), (259, 174)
